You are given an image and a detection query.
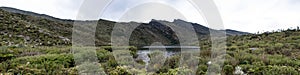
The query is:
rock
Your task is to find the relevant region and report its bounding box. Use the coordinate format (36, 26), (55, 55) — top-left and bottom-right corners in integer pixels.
(17, 35), (24, 38)
(234, 66), (246, 75)
(207, 61), (212, 65)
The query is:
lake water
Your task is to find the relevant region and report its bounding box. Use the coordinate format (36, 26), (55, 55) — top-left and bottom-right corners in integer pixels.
(136, 46), (200, 67)
(136, 50), (178, 67)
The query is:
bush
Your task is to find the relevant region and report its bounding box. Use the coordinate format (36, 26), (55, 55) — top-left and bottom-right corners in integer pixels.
(96, 50), (113, 63)
(77, 62), (106, 74)
(108, 66), (132, 75)
(223, 65), (234, 75)
(6, 54), (74, 74)
(0, 46), (16, 62)
(196, 65), (207, 75)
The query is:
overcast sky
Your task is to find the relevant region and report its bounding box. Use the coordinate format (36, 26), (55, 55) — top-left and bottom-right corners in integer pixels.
(1, 0), (300, 33)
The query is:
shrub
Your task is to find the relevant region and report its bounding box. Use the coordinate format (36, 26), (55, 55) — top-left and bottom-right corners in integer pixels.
(223, 65), (234, 75)
(96, 50), (113, 63)
(108, 66), (132, 75)
(196, 65), (207, 75)
(7, 54), (74, 74)
(77, 62), (106, 75)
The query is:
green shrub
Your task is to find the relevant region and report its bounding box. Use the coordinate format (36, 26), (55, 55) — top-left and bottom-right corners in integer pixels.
(108, 66), (132, 75)
(196, 65), (207, 75)
(77, 62), (106, 74)
(223, 65), (234, 75)
(7, 54), (74, 74)
(96, 50), (113, 62)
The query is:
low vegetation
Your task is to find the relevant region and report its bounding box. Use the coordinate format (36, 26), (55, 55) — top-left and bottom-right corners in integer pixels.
(1, 7), (300, 74)
(0, 29), (300, 74)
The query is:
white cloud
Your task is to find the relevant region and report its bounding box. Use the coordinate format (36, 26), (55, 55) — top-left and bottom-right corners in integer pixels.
(0, 0), (83, 19)
(101, 0), (204, 24)
(214, 0), (300, 33)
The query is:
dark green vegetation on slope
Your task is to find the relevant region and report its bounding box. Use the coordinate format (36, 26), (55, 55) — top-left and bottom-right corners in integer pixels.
(1, 7), (300, 75)
(0, 8), (72, 46)
(0, 7), (248, 47)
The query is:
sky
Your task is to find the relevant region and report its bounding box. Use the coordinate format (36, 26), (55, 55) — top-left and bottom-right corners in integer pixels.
(1, 0), (300, 33)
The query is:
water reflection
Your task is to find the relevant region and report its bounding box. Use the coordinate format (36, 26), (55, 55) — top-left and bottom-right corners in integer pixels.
(136, 46), (200, 68)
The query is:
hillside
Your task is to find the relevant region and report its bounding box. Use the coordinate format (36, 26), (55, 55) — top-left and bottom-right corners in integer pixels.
(0, 7), (249, 47)
(0, 8), (72, 46)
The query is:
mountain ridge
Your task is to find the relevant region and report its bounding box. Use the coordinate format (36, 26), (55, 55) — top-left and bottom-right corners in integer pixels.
(0, 7), (250, 34)
(0, 7), (250, 47)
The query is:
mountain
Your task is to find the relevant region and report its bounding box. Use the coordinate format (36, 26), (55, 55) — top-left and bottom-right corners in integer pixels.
(0, 7), (249, 47)
(223, 29), (249, 35)
(0, 7), (73, 23)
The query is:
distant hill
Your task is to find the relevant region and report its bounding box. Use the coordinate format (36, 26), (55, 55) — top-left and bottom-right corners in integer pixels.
(0, 7), (73, 23)
(0, 7), (250, 47)
(223, 29), (249, 35)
